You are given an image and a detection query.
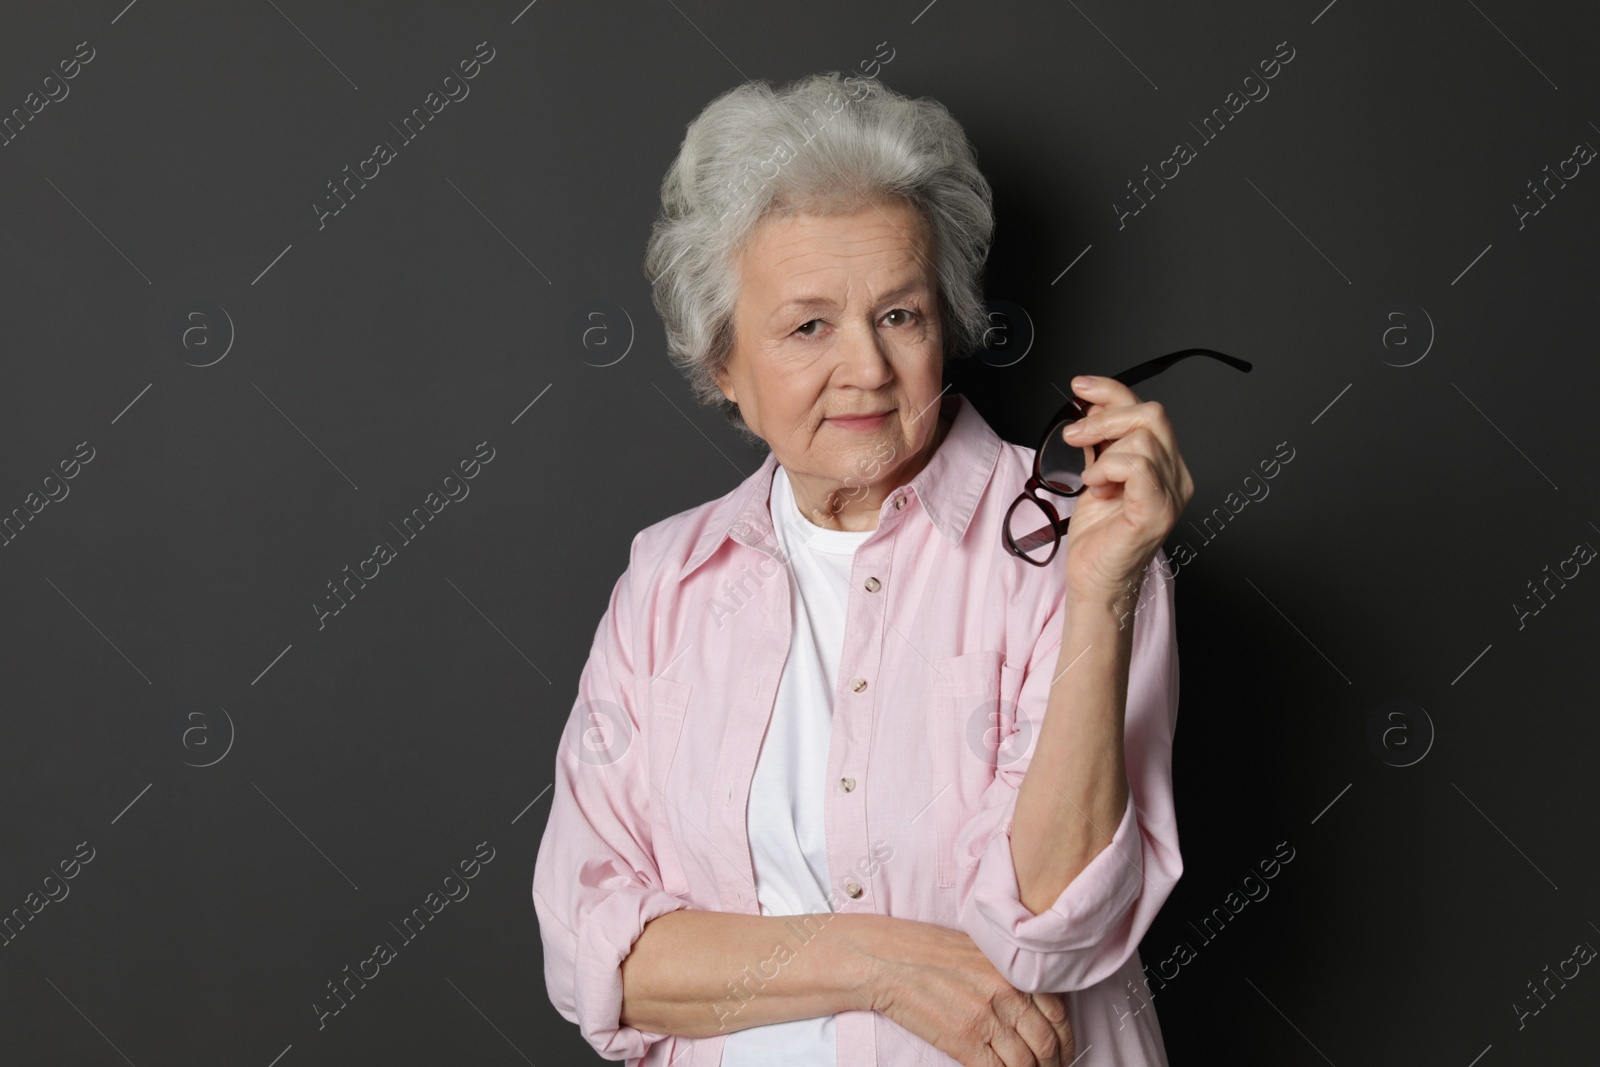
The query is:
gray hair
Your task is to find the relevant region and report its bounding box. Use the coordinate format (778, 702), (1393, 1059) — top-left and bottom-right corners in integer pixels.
(642, 71), (995, 445)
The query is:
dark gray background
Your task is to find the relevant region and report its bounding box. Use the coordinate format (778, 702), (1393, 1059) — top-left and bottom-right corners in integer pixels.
(1, 0), (1596, 1063)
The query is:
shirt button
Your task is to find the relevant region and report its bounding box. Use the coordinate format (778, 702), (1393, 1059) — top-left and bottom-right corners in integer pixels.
(839, 776), (856, 792)
(863, 576), (880, 592)
(850, 677), (868, 693)
(845, 881), (863, 899)
(893, 496), (906, 510)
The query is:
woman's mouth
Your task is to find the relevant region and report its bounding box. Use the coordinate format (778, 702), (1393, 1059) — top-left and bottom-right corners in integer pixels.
(827, 410), (892, 431)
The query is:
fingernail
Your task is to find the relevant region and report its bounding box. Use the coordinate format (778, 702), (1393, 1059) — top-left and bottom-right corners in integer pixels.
(1073, 375), (1095, 387)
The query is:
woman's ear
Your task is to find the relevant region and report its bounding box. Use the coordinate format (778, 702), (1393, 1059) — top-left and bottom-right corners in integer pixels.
(712, 363), (737, 405)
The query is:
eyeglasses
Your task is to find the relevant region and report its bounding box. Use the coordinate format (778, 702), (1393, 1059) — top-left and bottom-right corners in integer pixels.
(1003, 347), (1253, 567)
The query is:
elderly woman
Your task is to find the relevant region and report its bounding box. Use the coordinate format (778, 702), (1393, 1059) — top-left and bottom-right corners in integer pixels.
(533, 71), (1191, 1067)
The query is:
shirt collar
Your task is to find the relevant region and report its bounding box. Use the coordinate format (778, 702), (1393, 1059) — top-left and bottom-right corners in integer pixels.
(678, 392), (1003, 582)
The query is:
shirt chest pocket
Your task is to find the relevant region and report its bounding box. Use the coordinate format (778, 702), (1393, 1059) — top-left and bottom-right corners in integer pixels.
(931, 650), (1026, 888)
(634, 674), (693, 899)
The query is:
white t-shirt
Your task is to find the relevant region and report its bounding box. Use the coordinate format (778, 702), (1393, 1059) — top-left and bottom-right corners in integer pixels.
(720, 464), (872, 1067)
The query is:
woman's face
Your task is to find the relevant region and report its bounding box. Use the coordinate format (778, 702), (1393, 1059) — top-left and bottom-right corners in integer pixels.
(714, 195), (946, 514)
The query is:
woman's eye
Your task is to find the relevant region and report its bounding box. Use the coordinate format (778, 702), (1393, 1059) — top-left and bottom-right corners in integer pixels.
(883, 307), (919, 326)
(795, 319), (823, 337)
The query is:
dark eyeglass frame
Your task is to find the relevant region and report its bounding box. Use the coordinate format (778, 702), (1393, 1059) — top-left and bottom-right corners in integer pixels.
(1003, 347), (1254, 567)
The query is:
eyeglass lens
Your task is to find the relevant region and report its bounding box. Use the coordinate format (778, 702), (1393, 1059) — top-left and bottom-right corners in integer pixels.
(1005, 494), (1060, 565)
(1037, 413), (1092, 497)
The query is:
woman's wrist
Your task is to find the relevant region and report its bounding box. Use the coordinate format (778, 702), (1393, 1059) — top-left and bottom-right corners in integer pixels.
(1065, 566), (1146, 615)
(1063, 580), (1142, 641)
(831, 913), (901, 1013)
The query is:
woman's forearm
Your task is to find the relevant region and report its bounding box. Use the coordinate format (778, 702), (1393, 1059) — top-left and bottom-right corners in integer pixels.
(1009, 587), (1136, 914)
(620, 907), (890, 1038)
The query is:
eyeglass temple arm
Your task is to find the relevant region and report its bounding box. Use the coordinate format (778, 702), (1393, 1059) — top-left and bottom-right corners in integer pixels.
(1115, 347), (1253, 387)
(1044, 348), (1254, 428)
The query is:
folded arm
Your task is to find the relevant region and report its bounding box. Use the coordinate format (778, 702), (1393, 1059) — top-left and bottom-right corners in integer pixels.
(618, 907), (894, 1038)
(533, 541), (900, 1057)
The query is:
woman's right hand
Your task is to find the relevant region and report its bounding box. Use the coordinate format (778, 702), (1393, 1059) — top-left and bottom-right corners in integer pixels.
(855, 917), (1075, 1066)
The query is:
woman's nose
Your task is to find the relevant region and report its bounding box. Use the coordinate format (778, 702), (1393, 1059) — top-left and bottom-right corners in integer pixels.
(834, 320), (895, 384)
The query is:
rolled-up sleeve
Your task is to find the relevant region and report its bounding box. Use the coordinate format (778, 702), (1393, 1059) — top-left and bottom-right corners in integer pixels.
(954, 548), (1183, 994)
(531, 539), (692, 1061)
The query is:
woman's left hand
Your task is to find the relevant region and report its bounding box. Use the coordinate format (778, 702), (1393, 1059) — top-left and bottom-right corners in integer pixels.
(1056, 374), (1194, 609)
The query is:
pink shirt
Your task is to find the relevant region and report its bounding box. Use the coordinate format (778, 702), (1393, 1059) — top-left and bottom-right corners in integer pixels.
(532, 392), (1183, 1065)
